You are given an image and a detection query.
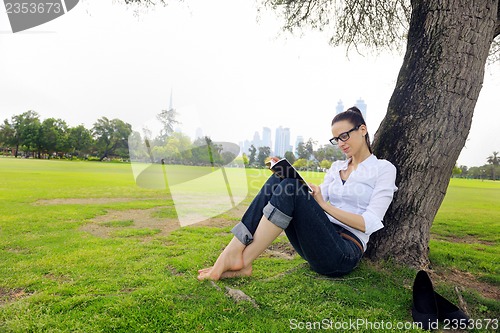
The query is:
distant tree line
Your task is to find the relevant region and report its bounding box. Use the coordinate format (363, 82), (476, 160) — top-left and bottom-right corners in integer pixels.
(0, 111), (132, 161)
(0, 109), (346, 170)
(453, 151), (500, 181)
(0, 109), (245, 167)
(243, 138), (346, 171)
(2, 110), (496, 178)
(129, 131), (241, 167)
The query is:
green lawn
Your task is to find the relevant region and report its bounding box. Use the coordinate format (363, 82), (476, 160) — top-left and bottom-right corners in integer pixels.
(0, 158), (498, 332)
(430, 179), (500, 285)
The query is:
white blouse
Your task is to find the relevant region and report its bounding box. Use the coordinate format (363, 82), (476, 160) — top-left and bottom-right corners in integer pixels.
(319, 154), (398, 250)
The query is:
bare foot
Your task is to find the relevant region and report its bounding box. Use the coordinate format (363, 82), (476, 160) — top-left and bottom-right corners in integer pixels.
(198, 264), (253, 280)
(197, 238), (245, 281)
(219, 265), (252, 279)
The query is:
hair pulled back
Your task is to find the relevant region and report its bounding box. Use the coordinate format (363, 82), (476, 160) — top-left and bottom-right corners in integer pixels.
(331, 106), (372, 154)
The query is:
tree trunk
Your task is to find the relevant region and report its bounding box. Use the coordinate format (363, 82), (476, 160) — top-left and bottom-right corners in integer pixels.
(366, 0), (498, 267)
(100, 151), (108, 161)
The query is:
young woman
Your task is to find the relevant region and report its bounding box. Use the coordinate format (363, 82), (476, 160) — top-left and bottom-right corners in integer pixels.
(198, 107), (397, 280)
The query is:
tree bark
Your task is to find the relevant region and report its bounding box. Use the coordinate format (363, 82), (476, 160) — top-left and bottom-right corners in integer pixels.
(366, 0), (498, 267)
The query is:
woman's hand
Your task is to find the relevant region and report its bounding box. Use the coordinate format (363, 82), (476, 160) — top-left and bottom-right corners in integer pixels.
(310, 183), (367, 233)
(308, 183), (325, 206)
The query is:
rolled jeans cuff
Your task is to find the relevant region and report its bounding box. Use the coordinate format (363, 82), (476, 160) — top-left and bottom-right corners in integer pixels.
(263, 202), (292, 229)
(231, 222), (254, 246)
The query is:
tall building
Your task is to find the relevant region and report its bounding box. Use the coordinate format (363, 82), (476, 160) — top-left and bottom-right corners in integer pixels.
(241, 129), (265, 156)
(336, 100), (344, 115)
(295, 135), (304, 156)
(355, 98), (367, 121)
(252, 131), (262, 148)
(262, 127), (272, 151)
(275, 127), (291, 157)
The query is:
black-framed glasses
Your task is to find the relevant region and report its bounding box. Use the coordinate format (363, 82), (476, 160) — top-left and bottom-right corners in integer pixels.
(329, 125), (360, 145)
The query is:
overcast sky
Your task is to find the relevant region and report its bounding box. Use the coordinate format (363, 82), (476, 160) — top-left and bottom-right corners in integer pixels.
(1, 0), (498, 167)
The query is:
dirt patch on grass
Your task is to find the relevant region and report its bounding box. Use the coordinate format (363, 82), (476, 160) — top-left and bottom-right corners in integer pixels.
(0, 288), (32, 306)
(44, 273), (73, 283)
(3, 246), (30, 254)
(34, 197), (153, 205)
(431, 268), (500, 301)
(195, 204), (248, 229)
(80, 207), (180, 239)
(80, 201), (250, 240)
(265, 242), (297, 260)
(433, 234), (496, 246)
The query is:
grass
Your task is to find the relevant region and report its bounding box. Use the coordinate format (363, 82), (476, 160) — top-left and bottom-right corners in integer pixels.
(430, 178), (500, 286)
(0, 158), (498, 332)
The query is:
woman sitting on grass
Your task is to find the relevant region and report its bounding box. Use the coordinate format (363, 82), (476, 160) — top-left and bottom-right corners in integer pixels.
(198, 107), (397, 280)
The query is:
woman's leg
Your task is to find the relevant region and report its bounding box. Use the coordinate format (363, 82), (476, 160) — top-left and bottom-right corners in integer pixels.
(197, 174), (283, 280)
(198, 215), (283, 280)
(230, 174), (282, 245)
(220, 178), (360, 278)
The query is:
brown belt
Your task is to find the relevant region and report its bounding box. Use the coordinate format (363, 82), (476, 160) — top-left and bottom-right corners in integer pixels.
(340, 232), (363, 253)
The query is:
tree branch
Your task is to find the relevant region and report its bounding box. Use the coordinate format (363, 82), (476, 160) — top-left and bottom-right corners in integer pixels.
(261, 0), (410, 54)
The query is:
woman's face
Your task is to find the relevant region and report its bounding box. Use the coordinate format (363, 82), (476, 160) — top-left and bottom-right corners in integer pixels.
(331, 120), (367, 157)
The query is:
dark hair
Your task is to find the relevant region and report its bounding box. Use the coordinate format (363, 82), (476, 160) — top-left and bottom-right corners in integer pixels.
(331, 106), (372, 153)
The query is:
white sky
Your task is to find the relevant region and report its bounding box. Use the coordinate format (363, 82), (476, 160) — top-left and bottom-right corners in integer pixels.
(1, 0), (498, 167)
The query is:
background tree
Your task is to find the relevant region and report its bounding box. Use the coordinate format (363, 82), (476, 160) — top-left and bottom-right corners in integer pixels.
(314, 144), (344, 163)
(295, 142), (309, 160)
(296, 138), (316, 160)
(190, 136), (227, 166)
(157, 107), (179, 143)
(0, 119), (15, 152)
(459, 165), (469, 178)
(293, 158), (315, 171)
(284, 151), (296, 164)
(11, 110), (41, 158)
(257, 0), (500, 267)
(221, 149), (238, 165)
(242, 153), (249, 167)
(38, 118), (69, 158)
(487, 151), (499, 180)
(162, 132), (193, 164)
(68, 125), (94, 158)
(248, 145), (257, 166)
(92, 117), (133, 161)
(451, 165), (462, 178)
(487, 151), (499, 166)
(257, 146), (272, 166)
(320, 159), (333, 170)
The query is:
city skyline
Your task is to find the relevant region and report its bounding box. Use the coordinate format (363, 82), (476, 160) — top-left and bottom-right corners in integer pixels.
(239, 98), (368, 157)
(335, 98), (367, 120)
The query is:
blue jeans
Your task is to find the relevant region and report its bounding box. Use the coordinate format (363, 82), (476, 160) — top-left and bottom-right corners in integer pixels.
(231, 174), (363, 277)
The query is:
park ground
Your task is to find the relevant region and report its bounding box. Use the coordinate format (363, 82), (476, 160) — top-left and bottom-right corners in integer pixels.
(0, 158), (498, 332)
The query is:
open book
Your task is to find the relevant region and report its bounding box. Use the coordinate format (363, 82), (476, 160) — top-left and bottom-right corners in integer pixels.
(266, 157), (313, 193)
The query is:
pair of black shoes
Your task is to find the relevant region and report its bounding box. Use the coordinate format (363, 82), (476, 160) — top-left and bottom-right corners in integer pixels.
(412, 270), (471, 331)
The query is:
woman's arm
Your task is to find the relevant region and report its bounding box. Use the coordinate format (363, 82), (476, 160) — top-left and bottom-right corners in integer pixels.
(309, 162), (397, 234)
(309, 184), (366, 232)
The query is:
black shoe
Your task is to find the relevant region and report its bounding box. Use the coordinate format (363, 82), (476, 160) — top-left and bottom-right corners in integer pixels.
(412, 270), (438, 331)
(435, 291), (471, 324)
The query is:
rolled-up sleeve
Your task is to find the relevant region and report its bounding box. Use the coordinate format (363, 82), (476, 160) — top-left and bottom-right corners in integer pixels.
(361, 162), (398, 235)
